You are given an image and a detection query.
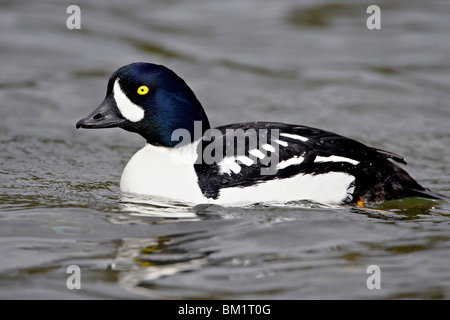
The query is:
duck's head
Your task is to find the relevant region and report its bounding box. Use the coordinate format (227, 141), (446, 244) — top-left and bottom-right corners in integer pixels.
(76, 62), (211, 147)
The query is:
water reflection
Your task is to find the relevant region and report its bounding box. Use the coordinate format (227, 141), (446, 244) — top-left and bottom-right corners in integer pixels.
(111, 233), (213, 298)
(370, 197), (439, 218)
(119, 194), (199, 220)
(119, 192), (440, 222)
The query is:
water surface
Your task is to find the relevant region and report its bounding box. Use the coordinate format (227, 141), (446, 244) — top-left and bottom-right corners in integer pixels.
(1, 0), (449, 299)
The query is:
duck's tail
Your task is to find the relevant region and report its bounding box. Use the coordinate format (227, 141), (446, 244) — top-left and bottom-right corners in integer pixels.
(352, 155), (441, 204)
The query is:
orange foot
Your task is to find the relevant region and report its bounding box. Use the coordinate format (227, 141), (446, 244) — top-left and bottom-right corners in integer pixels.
(357, 197), (365, 208)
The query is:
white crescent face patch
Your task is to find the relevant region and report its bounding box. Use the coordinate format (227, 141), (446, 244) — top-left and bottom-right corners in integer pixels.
(113, 79), (145, 122)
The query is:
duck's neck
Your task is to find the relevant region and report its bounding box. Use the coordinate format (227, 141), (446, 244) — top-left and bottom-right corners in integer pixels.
(143, 118), (210, 148)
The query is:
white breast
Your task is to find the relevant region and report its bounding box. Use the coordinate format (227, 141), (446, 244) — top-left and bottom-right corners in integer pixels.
(120, 143), (207, 203)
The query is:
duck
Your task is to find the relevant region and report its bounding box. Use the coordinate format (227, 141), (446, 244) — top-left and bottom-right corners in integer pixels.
(76, 62), (438, 206)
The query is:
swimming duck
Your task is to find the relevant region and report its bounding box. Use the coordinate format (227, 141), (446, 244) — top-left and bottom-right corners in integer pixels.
(76, 62), (437, 206)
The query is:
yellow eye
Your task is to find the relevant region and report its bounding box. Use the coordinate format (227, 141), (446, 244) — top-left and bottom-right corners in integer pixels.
(137, 85), (149, 95)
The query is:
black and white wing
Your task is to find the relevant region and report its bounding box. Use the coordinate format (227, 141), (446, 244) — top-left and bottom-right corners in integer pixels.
(193, 121), (437, 204)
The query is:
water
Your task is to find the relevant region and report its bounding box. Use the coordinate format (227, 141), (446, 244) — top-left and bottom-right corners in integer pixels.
(1, 0), (449, 299)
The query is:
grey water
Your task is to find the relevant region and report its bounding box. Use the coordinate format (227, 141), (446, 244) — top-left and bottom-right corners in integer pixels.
(1, 0), (449, 299)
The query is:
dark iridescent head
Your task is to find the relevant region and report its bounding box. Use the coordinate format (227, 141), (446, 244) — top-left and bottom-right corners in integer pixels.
(76, 62), (211, 147)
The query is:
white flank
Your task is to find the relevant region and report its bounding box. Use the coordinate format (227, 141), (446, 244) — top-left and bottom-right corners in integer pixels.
(113, 79), (145, 122)
(276, 156), (304, 169)
(217, 172), (355, 205)
(280, 132), (309, 142)
(314, 155), (360, 166)
(273, 139), (288, 147)
(262, 144), (275, 152)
